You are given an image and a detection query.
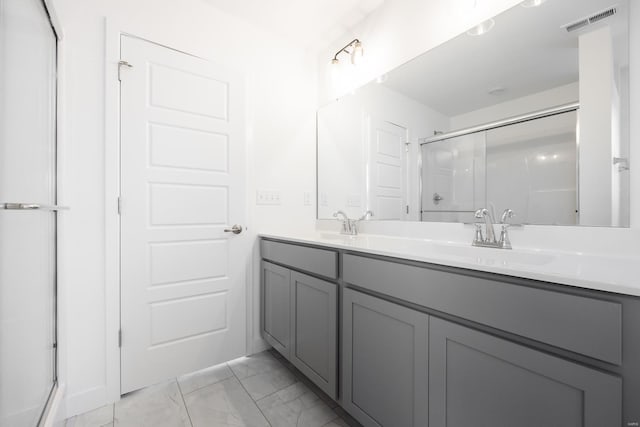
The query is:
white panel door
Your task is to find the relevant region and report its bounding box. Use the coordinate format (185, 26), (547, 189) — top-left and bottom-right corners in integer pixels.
(120, 36), (246, 393)
(367, 118), (407, 220)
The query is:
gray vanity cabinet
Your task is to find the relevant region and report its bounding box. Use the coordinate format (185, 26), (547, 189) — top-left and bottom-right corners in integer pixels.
(342, 288), (429, 427)
(428, 317), (622, 427)
(262, 261), (292, 358)
(260, 240), (339, 399)
(290, 271), (337, 399)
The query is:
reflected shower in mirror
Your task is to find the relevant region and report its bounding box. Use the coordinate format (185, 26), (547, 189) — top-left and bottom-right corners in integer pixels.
(317, 0), (630, 227)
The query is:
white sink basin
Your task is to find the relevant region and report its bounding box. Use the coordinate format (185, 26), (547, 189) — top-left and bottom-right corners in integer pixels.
(431, 243), (555, 266)
(318, 232), (554, 267)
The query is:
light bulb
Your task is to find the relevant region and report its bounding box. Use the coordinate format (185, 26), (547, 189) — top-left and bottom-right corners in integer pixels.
(466, 18), (495, 36)
(351, 40), (364, 65)
(521, 0), (547, 7)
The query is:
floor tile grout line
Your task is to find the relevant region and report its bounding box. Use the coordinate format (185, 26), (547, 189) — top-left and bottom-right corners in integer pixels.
(177, 369), (235, 397)
(227, 361), (275, 427)
(244, 354), (341, 425)
(175, 379), (195, 427)
(244, 356), (302, 404)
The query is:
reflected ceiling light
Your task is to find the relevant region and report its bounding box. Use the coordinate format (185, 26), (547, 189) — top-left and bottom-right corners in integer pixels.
(467, 18), (495, 36)
(488, 86), (506, 95)
(521, 0), (547, 7)
(331, 38), (364, 66)
(376, 74), (388, 84)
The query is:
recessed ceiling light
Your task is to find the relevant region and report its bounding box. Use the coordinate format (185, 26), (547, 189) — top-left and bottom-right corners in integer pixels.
(467, 19), (495, 36)
(521, 0), (547, 7)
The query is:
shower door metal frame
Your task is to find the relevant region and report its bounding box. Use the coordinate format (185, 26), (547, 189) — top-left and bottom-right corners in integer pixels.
(3, 0), (67, 425)
(418, 102), (580, 222)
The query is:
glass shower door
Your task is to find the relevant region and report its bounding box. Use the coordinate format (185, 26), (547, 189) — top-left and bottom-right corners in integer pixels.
(0, 0), (58, 425)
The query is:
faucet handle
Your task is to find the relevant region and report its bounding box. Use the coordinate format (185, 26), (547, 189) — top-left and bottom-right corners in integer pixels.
(474, 223), (484, 243)
(358, 210), (374, 221)
(499, 223), (512, 249)
(500, 209), (514, 224)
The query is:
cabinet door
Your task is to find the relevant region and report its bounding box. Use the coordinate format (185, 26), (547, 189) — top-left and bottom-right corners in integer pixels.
(290, 272), (337, 398)
(429, 317), (622, 427)
(342, 288), (428, 427)
(261, 261), (292, 358)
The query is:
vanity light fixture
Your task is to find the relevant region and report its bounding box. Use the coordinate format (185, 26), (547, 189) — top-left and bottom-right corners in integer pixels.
(331, 38), (364, 66)
(466, 18), (495, 36)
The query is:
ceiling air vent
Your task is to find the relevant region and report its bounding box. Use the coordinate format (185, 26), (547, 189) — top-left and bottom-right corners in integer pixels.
(563, 6), (617, 33)
(589, 7), (617, 24)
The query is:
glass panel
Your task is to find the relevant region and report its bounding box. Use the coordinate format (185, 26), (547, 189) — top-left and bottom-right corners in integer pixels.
(421, 133), (485, 223)
(486, 112), (578, 225)
(0, 0), (57, 425)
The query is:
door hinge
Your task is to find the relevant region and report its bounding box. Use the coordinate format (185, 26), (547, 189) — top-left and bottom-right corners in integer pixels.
(118, 60), (133, 81)
(117, 196), (122, 215)
(118, 329), (122, 348)
(406, 205), (409, 214)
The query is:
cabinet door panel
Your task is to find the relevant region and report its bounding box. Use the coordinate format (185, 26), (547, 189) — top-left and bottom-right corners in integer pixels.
(429, 317), (621, 427)
(291, 272), (337, 398)
(343, 288), (428, 427)
(261, 261), (291, 358)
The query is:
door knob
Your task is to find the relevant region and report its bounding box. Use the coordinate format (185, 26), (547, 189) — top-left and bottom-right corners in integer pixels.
(224, 224), (243, 235)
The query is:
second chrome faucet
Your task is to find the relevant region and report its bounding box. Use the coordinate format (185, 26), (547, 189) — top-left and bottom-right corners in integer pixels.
(333, 210), (374, 236)
(473, 208), (514, 249)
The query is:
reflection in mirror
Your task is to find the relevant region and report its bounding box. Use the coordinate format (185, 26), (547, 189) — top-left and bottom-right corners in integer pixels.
(317, 0), (630, 227)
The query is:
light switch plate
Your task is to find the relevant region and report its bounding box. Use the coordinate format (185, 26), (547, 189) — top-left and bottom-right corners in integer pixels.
(256, 190), (281, 205)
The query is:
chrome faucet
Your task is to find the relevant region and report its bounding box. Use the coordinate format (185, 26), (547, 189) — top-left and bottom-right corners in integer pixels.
(333, 210), (374, 235)
(333, 210), (354, 235)
(473, 208), (513, 249)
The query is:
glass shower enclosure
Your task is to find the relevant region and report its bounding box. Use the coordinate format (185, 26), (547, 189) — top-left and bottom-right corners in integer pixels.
(0, 0), (59, 425)
(421, 107), (578, 225)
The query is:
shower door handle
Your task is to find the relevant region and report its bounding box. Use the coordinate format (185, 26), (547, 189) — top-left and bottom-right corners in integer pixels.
(1, 203), (69, 211)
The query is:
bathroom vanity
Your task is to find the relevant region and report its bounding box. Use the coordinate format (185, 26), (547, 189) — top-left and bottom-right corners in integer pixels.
(260, 234), (640, 427)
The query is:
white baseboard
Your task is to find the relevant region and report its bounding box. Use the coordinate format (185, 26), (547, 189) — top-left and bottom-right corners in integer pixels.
(41, 383), (65, 427)
(250, 336), (270, 355)
(63, 385), (117, 420)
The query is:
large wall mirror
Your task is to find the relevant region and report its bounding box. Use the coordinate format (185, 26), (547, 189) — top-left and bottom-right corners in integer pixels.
(317, 0), (630, 227)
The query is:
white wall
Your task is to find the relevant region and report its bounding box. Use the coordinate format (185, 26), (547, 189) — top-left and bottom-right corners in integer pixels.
(578, 26), (616, 226)
(52, 0), (317, 418)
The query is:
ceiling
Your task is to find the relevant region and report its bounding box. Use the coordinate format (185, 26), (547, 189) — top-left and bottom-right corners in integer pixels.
(202, 0), (384, 49)
(381, 0), (628, 117)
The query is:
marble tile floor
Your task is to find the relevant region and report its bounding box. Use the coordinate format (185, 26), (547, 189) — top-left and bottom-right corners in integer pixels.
(61, 349), (362, 427)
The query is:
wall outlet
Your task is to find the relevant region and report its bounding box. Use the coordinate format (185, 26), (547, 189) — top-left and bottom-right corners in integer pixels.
(256, 190), (281, 205)
(303, 192), (312, 206)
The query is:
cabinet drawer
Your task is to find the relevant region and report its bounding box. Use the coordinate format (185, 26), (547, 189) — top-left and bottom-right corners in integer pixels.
(343, 254), (622, 365)
(261, 239), (338, 279)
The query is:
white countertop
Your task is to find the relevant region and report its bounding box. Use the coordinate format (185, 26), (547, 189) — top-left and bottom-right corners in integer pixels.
(259, 231), (640, 297)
